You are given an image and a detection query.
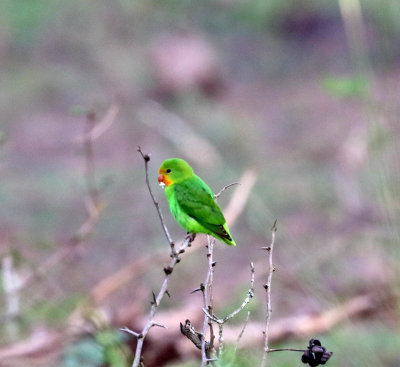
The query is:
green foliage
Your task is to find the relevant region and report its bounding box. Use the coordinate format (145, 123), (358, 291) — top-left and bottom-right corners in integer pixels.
(62, 329), (129, 367)
(0, 0), (57, 45)
(321, 324), (400, 367)
(231, 0), (294, 29)
(216, 346), (261, 367)
(95, 329), (130, 367)
(166, 346), (261, 367)
(321, 75), (368, 98)
(62, 337), (104, 367)
(23, 295), (82, 326)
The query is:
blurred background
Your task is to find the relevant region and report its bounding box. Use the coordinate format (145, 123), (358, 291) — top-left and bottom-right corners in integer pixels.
(0, 0), (399, 366)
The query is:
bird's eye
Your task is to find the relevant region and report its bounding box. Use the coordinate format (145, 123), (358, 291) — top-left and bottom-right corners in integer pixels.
(166, 169), (171, 173)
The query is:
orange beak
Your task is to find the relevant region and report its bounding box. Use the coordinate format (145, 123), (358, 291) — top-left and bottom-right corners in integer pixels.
(158, 174), (164, 184)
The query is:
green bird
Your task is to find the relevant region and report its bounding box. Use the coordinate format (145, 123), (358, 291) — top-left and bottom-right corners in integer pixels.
(158, 158), (236, 246)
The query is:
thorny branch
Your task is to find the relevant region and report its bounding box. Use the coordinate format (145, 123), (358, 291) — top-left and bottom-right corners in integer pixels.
(123, 148), (195, 367)
(179, 181), (249, 363)
(83, 170), (256, 306)
(137, 146), (173, 246)
(203, 262), (255, 355)
(127, 245), (195, 367)
(260, 220), (278, 367)
(201, 236), (216, 366)
(0, 292), (375, 362)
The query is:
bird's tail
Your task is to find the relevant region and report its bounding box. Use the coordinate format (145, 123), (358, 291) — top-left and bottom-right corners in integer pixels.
(220, 223), (236, 246)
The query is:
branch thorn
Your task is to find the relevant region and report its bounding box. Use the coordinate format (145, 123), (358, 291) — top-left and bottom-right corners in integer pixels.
(151, 291), (157, 305)
(190, 283), (205, 294)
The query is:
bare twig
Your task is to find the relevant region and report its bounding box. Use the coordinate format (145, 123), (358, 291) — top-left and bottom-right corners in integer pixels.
(151, 321), (168, 329)
(214, 182), (240, 200)
(260, 220), (278, 367)
(235, 311), (251, 349)
(77, 168), (256, 306)
(75, 104), (119, 143)
(201, 236), (216, 366)
(119, 327), (141, 338)
(267, 348), (305, 353)
(223, 262), (255, 322)
(230, 310), (252, 366)
(0, 292), (385, 363)
(202, 262), (255, 355)
(137, 146), (173, 246)
(125, 233), (193, 367)
(126, 150), (194, 367)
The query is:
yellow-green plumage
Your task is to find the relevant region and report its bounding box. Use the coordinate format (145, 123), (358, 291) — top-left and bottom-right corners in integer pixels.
(158, 158), (236, 246)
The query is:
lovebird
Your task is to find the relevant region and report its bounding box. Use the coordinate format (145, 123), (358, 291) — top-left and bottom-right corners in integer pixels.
(158, 158), (236, 246)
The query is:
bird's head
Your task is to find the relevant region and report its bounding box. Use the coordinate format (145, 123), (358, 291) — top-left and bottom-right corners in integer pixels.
(158, 158), (194, 187)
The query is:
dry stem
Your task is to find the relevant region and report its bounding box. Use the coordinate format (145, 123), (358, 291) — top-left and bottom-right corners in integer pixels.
(85, 170), (255, 305)
(260, 220), (278, 367)
(214, 182), (240, 200)
(200, 236), (216, 366)
(127, 235), (192, 367)
(203, 262), (255, 355)
(137, 146), (173, 246)
(235, 311), (251, 352)
(125, 148), (194, 367)
(267, 348), (305, 353)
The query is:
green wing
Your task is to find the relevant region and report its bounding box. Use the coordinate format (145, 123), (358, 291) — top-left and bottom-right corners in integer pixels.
(174, 176), (232, 241)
